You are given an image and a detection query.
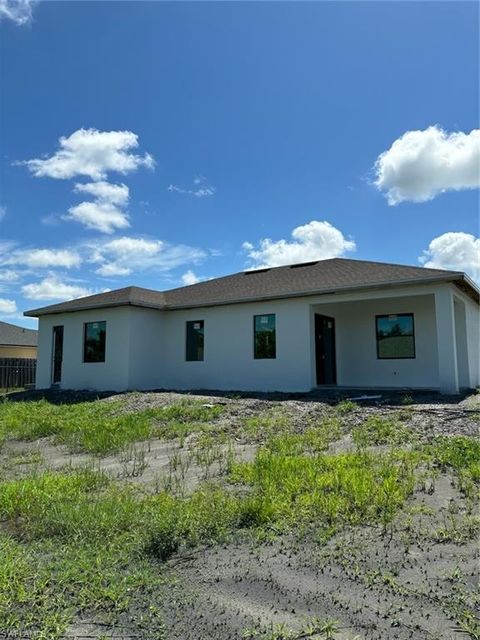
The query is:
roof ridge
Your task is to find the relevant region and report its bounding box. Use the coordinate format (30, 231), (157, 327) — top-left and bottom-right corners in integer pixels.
(24, 258), (478, 317)
(330, 256), (462, 274)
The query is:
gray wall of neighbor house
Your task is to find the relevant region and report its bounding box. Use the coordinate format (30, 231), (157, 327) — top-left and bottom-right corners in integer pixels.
(34, 282), (479, 393)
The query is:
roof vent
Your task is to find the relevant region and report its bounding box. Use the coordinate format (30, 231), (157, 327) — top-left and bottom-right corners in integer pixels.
(289, 261), (318, 269)
(244, 268), (271, 275)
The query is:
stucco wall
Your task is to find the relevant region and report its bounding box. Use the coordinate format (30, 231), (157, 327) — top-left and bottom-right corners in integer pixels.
(36, 307), (132, 390)
(34, 283), (479, 393)
(457, 291), (480, 388)
(128, 307), (164, 389)
(0, 345), (37, 358)
(161, 299), (312, 392)
(454, 298), (469, 389)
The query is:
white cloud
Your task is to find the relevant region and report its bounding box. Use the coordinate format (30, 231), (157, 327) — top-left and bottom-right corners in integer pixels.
(91, 235), (206, 278)
(66, 201), (130, 234)
(420, 231), (480, 283)
(243, 220), (356, 268)
(19, 130), (151, 233)
(181, 270), (200, 286)
(168, 176), (215, 198)
(21, 128), (154, 181)
(0, 270), (19, 282)
(41, 213), (60, 226)
(194, 187), (215, 198)
(93, 237), (159, 276)
(102, 236), (161, 257)
(13, 248), (80, 269)
(65, 181), (131, 233)
(0, 0), (35, 25)
(374, 126), (480, 205)
(74, 181), (129, 206)
(95, 263), (132, 277)
(22, 275), (92, 301)
(0, 206), (6, 222)
(0, 247), (81, 269)
(0, 298), (17, 314)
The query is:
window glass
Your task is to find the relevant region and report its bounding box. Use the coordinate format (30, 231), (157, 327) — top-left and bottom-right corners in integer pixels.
(376, 314), (415, 359)
(254, 314), (276, 359)
(84, 321), (106, 363)
(186, 320), (204, 361)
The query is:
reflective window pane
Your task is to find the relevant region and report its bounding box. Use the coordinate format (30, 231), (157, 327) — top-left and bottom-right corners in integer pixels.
(186, 320), (204, 361)
(376, 314), (415, 359)
(84, 321), (106, 363)
(254, 314), (276, 359)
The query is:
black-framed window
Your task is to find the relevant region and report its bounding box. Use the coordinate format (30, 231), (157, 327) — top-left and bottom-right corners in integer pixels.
(254, 314), (276, 359)
(376, 314), (415, 359)
(186, 320), (204, 361)
(84, 321), (106, 363)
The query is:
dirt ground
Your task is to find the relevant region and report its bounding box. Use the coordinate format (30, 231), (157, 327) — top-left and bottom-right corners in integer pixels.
(2, 389), (479, 639)
(153, 474), (478, 640)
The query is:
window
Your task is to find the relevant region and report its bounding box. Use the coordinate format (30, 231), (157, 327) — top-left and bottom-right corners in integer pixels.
(84, 321), (106, 362)
(376, 314), (415, 359)
(254, 314), (276, 359)
(186, 320), (204, 361)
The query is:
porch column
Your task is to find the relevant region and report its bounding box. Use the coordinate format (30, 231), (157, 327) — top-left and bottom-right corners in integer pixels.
(434, 287), (459, 394)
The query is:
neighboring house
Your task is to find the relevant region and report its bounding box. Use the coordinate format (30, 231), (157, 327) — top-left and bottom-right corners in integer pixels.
(0, 320), (38, 359)
(25, 258), (479, 395)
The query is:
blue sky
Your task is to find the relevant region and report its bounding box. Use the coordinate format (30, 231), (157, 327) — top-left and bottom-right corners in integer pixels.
(0, 0), (479, 328)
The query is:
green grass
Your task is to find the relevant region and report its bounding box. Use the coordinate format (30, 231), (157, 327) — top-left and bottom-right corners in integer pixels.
(0, 470), (143, 637)
(0, 440), (420, 638)
(352, 415), (415, 447)
(0, 532), (166, 639)
(430, 436), (480, 498)
(0, 469), (240, 638)
(230, 448), (417, 535)
(240, 408), (291, 440)
(265, 417), (342, 456)
(0, 398), (225, 455)
(335, 399), (357, 414)
(0, 396), (478, 639)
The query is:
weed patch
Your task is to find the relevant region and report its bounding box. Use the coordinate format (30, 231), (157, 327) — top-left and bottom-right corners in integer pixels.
(335, 399), (357, 415)
(265, 418), (342, 456)
(429, 436), (480, 499)
(0, 398), (225, 455)
(241, 408), (291, 441)
(230, 448), (417, 536)
(352, 416), (415, 447)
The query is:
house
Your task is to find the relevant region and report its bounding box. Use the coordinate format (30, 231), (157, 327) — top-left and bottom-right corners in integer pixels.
(0, 320), (38, 359)
(24, 258), (479, 395)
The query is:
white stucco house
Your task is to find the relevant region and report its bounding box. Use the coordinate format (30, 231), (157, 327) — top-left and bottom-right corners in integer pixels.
(25, 258), (479, 395)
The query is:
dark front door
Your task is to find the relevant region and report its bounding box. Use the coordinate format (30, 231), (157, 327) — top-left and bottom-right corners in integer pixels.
(52, 325), (64, 384)
(315, 314), (337, 385)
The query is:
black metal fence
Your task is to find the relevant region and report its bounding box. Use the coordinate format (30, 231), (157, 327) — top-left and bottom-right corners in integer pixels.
(0, 358), (37, 389)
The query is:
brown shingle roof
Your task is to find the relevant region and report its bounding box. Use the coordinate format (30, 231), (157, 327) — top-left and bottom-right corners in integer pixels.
(0, 320), (38, 346)
(24, 258), (479, 317)
(24, 286), (166, 316)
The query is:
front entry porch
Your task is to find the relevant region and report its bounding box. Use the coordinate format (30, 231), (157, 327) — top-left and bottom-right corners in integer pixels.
(309, 286), (471, 394)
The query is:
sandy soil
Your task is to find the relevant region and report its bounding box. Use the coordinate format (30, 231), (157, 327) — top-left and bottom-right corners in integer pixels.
(96, 474), (477, 640)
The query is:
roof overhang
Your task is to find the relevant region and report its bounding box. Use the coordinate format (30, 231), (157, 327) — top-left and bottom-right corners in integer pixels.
(24, 273), (479, 318)
(24, 299), (166, 318)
